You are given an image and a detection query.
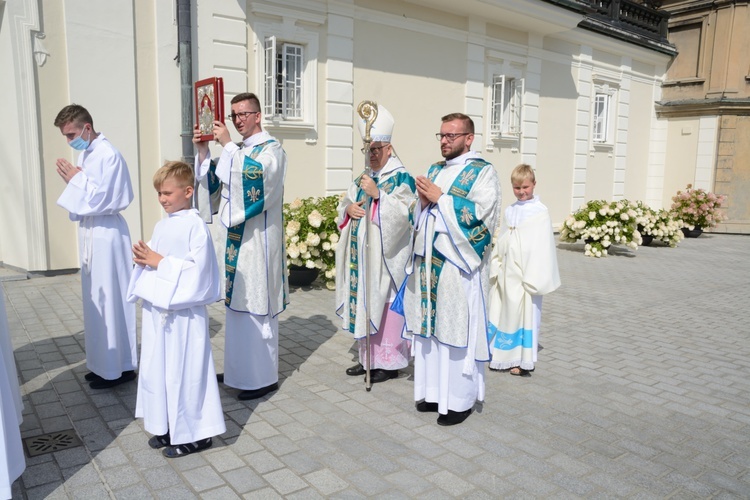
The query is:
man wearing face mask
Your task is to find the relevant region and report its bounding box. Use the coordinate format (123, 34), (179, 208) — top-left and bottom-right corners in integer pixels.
(54, 104), (138, 390)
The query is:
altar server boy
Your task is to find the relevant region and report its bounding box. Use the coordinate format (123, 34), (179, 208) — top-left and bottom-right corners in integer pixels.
(487, 164), (561, 376)
(128, 161), (225, 458)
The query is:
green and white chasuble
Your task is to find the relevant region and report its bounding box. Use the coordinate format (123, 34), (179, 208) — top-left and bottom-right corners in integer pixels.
(335, 157), (416, 339)
(402, 152), (501, 372)
(196, 131), (289, 317)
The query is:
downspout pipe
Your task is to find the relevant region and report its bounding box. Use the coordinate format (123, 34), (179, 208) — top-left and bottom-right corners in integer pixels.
(177, 0), (193, 164)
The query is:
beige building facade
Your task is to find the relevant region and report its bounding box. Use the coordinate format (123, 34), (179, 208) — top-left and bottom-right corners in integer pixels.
(659, 0), (750, 233)
(2, 0), (688, 273)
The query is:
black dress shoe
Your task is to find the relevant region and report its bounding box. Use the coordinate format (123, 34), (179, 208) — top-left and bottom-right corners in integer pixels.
(84, 372), (103, 382)
(89, 370), (136, 390)
(416, 401), (439, 412)
(345, 363), (366, 376)
(437, 409), (472, 426)
(238, 382), (278, 400)
(216, 373), (224, 383)
(369, 369), (398, 384)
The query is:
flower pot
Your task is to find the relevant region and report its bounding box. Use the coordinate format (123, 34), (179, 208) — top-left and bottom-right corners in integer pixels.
(288, 265), (319, 286)
(640, 234), (654, 246)
(681, 226), (703, 238)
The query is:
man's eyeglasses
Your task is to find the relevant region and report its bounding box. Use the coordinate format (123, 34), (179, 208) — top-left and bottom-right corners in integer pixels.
(228, 111), (260, 121)
(360, 145), (388, 154)
(435, 132), (470, 142)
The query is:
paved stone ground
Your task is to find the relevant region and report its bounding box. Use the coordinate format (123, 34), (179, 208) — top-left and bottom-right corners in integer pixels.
(2, 233), (749, 499)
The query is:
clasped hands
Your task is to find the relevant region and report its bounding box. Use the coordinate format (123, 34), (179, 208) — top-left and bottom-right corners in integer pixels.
(416, 175), (442, 205)
(132, 241), (163, 269)
(55, 159), (82, 184)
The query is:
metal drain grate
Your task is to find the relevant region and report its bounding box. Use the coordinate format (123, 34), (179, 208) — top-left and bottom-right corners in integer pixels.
(23, 429), (82, 457)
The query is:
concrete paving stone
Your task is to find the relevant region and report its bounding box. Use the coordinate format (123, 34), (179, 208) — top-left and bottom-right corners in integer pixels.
(88, 391), (121, 408)
(273, 421), (316, 442)
(114, 431), (149, 454)
(23, 481), (66, 500)
(384, 469), (433, 496)
(262, 468), (308, 495)
(358, 451), (403, 475)
(615, 438), (661, 459)
(68, 483), (113, 499)
(261, 434), (300, 457)
(346, 469), (394, 497)
(20, 451), (54, 469)
(163, 450), (209, 473)
(244, 450), (286, 474)
(284, 488), (327, 500)
(507, 470), (564, 497)
(624, 470), (681, 497)
(154, 485), (201, 499)
(256, 408), (295, 427)
(33, 400), (67, 420)
(182, 464), (226, 492)
(59, 463), (102, 489)
(246, 420), (281, 441)
(318, 452), (364, 475)
(662, 469), (721, 496)
(40, 415), (74, 434)
(432, 451), (483, 477)
(21, 459), (65, 489)
(548, 471), (601, 496)
(99, 465), (143, 489)
(203, 447), (247, 473)
(74, 416), (111, 437)
(98, 403), (133, 422)
(222, 467), (267, 494)
(113, 482), (155, 499)
(200, 485), (242, 499)
(697, 471), (750, 497)
(53, 446), (91, 469)
(29, 388), (60, 405)
(278, 449), (323, 475)
(427, 469), (475, 496)
(242, 486), (284, 499)
(93, 446), (130, 469)
(129, 448), (170, 470)
(303, 468), (349, 495)
(223, 433), (264, 456)
(53, 380), (81, 395)
(142, 464), (183, 490)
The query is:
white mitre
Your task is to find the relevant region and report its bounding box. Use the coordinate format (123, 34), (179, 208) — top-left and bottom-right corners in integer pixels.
(357, 104), (394, 143)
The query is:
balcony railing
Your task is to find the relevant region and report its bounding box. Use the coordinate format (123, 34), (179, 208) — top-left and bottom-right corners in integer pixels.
(588, 0), (669, 39)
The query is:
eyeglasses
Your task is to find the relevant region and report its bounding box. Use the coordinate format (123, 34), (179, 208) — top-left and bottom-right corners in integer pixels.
(228, 111), (260, 121)
(360, 145), (388, 154)
(435, 132), (470, 142)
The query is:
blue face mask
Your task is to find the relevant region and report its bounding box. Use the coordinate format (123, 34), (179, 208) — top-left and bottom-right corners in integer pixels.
(69, 127), (91, 151)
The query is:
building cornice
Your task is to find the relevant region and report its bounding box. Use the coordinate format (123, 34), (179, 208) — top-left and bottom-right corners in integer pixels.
(655, 98), (750, 117)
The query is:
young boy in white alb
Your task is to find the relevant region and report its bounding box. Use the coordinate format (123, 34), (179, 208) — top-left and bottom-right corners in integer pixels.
(128, 161), (225, 457)
(487, 164), (561, 376)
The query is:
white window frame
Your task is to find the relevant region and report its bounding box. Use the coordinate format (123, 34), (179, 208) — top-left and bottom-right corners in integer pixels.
(490, 75), (524, 138)
(592, 92), (610, 143)
(264, 36), (304, 120)
(590, 80), (618, 149)
(486, 59), (525, 143)
(255, 22), (318, 131)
